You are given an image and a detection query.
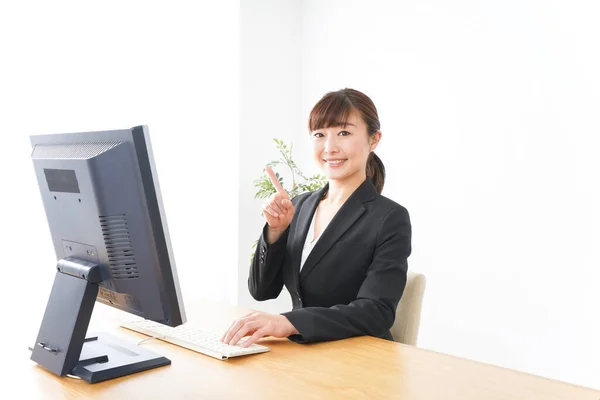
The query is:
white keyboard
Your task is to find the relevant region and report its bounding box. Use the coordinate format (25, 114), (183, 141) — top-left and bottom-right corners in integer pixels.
(120, 319), (270, 360)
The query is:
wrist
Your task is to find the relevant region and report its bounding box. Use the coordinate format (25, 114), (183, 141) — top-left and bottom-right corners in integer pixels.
(266, 226), (286, 244)
(283, 316), (299, 336)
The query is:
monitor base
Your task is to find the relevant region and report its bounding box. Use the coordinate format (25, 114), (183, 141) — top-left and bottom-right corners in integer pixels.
(72, 333), (170, 383)
(30, 259), (170, 383)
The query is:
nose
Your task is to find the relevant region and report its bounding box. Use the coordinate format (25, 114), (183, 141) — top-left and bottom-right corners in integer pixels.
(324, 134), (339, 154)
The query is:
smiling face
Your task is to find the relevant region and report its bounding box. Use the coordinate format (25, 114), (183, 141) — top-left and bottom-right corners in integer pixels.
(311, 109), (380, 182)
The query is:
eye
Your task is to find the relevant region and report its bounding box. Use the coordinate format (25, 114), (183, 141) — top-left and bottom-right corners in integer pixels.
(313, 132), (324, 138)
(338, 130), (351, 136)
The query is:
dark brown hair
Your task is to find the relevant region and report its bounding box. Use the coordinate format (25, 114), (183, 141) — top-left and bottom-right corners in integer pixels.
(308, 88), (385, 193)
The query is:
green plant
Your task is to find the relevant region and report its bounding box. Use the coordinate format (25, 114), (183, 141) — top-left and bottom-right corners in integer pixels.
(249, 139), (327, 261)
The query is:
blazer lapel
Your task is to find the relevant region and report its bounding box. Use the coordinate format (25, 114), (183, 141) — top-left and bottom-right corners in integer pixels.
(291, 184), (328, 278)
(299, 179), (377, 282)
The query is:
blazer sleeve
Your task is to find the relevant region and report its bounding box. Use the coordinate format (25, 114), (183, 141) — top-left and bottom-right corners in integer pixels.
(248, 195), (304, 301)
(247, 222), (289, 301)
(281, 206), (411, 343)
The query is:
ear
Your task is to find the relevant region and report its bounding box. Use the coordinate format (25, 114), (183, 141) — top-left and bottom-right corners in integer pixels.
(369, 131), (382, 152)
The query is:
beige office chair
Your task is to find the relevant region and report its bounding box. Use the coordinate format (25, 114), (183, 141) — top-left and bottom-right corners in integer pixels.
(390, 271), (426, 346)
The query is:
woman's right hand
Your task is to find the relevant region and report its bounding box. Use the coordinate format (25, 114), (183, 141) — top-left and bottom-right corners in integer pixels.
(262, 166), (295, 243)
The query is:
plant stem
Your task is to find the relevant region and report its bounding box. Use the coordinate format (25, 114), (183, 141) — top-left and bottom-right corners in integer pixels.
(281, 145), (297, 192)
(288, 162), (296, 191)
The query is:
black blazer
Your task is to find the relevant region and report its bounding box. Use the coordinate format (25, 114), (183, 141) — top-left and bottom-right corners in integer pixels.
(248, 178), (412, 344)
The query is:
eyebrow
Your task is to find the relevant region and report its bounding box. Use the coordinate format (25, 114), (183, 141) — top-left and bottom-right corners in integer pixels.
(317, 123), (355, 129)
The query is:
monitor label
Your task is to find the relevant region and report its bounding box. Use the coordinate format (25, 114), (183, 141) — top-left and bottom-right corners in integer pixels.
(44, 168), (80, 193)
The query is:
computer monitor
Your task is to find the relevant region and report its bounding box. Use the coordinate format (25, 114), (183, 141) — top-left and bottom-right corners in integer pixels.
(29, 125), (186, 383)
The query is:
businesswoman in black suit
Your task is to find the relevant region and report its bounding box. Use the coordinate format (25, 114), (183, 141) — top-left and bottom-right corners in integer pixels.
(222, 88), (412, 347)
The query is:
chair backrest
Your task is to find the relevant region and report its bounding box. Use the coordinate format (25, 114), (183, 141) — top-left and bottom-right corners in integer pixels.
(391, 271), (426, 346)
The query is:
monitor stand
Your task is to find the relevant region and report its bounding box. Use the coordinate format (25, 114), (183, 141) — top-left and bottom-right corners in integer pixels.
(30, 258), (170, 384)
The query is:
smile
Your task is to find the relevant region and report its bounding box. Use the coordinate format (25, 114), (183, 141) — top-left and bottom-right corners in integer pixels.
(324, 159), (347, 166)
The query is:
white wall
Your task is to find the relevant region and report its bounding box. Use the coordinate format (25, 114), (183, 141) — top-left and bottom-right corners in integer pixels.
(0, 0), (239, 342)
(238, 0), (303, 313)
(241, 0), (600, 390)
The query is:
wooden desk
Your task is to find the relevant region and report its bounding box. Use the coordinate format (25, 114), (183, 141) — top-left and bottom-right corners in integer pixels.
(11, 299), (600, 399)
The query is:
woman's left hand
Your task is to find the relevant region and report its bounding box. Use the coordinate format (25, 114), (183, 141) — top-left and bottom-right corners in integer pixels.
(220, 312), (299, 347)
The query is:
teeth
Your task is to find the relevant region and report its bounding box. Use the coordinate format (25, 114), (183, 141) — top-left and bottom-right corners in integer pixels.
(326, 160), (345, 164)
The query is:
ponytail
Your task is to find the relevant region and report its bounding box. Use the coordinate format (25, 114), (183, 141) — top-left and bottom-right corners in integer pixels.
(366, 152), (385, 193)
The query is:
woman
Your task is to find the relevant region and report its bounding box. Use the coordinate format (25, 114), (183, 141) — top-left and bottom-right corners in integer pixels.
(221, 88), (412, 347)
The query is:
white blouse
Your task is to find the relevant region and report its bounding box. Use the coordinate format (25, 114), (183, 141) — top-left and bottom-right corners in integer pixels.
(300, 209), (330, 271)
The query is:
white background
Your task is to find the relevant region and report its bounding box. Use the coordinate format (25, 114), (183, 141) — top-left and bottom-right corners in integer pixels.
(240, 0), (600, 390)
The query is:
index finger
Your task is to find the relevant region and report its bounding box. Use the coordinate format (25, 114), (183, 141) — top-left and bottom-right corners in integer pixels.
(242, 327), (268, 348)
(265, 166), (288, 198)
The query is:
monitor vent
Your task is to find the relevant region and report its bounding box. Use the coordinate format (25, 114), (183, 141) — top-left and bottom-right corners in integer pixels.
(32, 141), (123, 160)
(100, 214), (139, 280)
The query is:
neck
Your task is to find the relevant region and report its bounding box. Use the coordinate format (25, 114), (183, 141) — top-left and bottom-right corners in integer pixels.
(322, 171), (367, 205)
